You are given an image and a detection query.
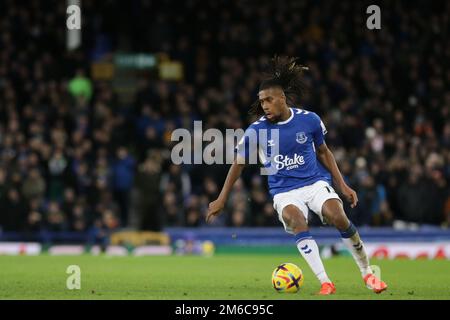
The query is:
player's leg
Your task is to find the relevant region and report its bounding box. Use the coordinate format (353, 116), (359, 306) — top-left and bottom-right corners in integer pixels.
(321, 199), (372, 276)
(321, 198), (388, 293)
(275, 199), (335, 294)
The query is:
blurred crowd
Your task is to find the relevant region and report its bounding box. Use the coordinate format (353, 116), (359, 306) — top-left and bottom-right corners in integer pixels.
(0, 0), (449, 235)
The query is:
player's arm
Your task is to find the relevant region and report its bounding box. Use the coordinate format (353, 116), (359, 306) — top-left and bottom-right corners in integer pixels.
(316, 143), (358, 208)
(206, 158), (245, 223)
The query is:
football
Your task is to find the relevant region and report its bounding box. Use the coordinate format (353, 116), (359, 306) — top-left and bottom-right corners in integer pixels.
(272, 263), (304, 293)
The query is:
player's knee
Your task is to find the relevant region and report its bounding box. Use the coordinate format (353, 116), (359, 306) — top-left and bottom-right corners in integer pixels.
(325, 211), (350, 231)
(282, 205), (308, 231)
(331, 213), (349, 230)
(322, 200), (349, 229)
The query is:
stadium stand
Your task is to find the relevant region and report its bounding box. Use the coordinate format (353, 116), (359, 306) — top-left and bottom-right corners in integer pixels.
(0, 0), (449, 245)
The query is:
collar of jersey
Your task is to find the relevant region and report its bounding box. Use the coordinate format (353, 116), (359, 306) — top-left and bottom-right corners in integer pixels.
(275, 108), (294, 125)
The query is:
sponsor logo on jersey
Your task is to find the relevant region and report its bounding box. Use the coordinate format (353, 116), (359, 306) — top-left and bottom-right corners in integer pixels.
(273, 153), (305, 170)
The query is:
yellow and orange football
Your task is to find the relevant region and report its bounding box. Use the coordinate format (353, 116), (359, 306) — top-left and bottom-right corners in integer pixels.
(272, 262), (304, 293)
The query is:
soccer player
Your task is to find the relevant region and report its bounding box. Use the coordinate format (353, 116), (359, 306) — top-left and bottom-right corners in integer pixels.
(206, 56), (387, 295)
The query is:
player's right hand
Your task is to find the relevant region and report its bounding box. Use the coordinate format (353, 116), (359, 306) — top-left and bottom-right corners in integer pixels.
(341, 184), (358, 208)
(206, 199), (225, 223)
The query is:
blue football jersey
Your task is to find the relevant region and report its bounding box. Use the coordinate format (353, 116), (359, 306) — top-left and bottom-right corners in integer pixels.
(236, 107), (332, 197)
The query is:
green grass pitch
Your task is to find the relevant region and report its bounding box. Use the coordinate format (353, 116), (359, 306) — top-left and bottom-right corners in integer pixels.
(0, 254), (449, 300)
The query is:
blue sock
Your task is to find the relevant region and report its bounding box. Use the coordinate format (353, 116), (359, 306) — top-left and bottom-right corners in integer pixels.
(294, 231), (312, 244)
(339, 221), (357, 239)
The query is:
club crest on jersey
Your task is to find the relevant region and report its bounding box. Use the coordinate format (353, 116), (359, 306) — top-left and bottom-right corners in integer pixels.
(296, 132), (308, 144)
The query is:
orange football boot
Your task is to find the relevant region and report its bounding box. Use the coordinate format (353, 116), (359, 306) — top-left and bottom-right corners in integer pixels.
(364, 274), (388, 294)
(317, 282), (336, 295)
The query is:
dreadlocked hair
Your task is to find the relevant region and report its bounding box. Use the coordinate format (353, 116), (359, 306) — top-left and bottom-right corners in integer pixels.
(249, 56), (309, 117)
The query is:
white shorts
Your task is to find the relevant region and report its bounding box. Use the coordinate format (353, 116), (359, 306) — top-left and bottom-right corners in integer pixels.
(273, 180), (342, 234)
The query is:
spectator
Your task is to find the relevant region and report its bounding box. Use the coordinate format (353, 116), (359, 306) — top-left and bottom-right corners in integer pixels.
(46, 149), (70, 201)
(0, 188), (27, 231)
(45, 201), (67, 232)
(22, 168), (46, 201)
(61, 188), (76, 219)
(70, 202), (88, 232)
(88, 209), (120, 252)
(396, 167), (429, 224)
(68, 69), (93, 102)
(160, 163), (191, 202)
(258, 203), (280, 227)
(0, 168), (7, 201)
(111, 146), (136, 226)
(135, 152), (163, 231)
(162, 191), (184, 227)
(354, 175), (392, 226)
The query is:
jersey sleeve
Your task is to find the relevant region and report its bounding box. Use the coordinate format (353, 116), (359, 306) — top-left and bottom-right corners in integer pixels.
(311, 112), (327, 147)
(235, 125), (259, 164)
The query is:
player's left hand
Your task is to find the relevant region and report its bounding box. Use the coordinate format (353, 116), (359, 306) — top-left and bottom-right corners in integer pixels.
(341, 184), (358, 208)
(206, 198), (225, 223)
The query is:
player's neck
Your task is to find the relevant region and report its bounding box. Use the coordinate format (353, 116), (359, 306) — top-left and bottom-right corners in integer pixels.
(278, 106), (291, 122)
